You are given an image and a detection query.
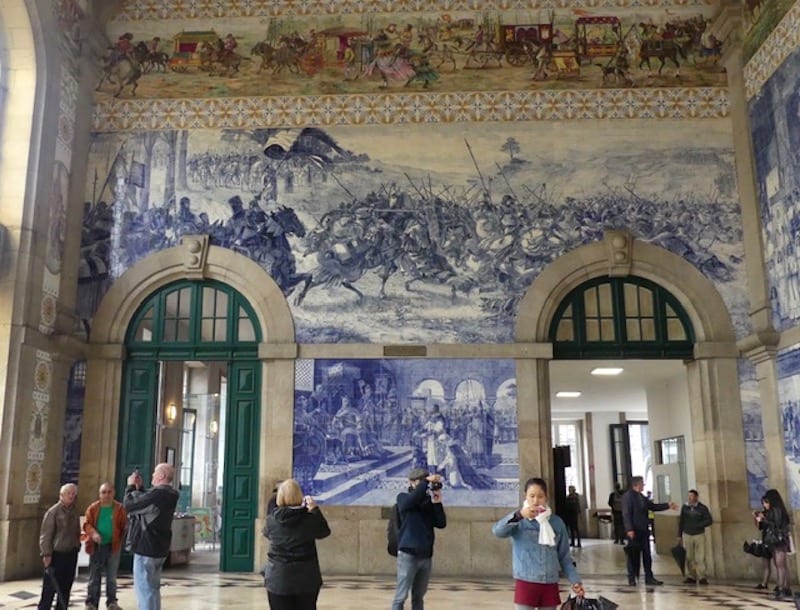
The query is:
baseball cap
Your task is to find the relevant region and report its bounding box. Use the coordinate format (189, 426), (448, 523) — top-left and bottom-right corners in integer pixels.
(408, 468), (430, 481)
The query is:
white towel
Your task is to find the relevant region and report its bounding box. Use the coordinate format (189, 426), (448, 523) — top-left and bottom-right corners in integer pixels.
(535, 506), (557, 546)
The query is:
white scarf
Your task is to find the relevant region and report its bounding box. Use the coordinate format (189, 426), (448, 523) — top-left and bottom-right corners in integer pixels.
(535, 506), (556, 546)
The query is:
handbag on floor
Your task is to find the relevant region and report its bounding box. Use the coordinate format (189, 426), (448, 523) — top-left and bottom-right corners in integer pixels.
(561, 595), (618, 610)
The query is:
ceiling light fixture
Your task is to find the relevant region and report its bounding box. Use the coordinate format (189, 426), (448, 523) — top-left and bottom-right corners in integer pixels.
(556, 391), (582, 398)
(591, 367), (624, 376)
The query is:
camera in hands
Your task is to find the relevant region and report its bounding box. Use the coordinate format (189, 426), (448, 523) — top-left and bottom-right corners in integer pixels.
(430, 481), (443, 491)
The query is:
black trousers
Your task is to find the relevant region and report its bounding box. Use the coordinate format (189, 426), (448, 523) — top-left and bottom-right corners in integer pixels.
(267, 590), (320, 610)
(626, 529), (654, 579)
(38, 549), (78, 610)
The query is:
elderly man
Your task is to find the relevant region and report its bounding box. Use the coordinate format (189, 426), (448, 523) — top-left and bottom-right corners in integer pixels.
(124, 463), (179, 610)
(84, 482), (128, 610)
(38, 483), (81, 610)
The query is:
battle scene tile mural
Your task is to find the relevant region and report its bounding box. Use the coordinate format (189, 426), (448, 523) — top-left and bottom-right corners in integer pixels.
(97, 5), (726, 100)
(79, 121), (748, 343)
(292, 358), (518, 507)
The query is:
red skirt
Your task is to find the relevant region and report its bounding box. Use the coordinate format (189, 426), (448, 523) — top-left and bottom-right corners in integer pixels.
(514, 579), (561, 607)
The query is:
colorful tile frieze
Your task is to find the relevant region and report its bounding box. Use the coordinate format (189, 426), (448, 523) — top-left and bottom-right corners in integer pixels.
(113, 0), (716, 21)
(93, 87), (728, 130)
(744, 0), (800, 100)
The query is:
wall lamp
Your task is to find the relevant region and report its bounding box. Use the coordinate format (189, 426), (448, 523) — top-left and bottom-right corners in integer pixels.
(166, 402), (177, 425)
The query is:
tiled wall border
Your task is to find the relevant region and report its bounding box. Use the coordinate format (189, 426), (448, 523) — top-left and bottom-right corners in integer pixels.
(113, 0), (716, 21)
(744, 0), (800, 100)
(93, 87), (729, 131)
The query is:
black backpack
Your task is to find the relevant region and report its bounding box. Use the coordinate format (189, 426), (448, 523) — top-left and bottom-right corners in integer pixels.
(386, 504), (401, 556)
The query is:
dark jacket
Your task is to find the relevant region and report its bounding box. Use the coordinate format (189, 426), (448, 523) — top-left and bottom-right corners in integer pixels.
(759, 507), (792, 550)
(622, 489), (669, 532)
(677, 501), (712, 536)
(264, 506), (331, 595)
(123, 484), (179, 558)
(396, 481), (447, 558)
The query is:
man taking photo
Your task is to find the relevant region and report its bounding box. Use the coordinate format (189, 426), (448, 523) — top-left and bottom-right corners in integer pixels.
(391, 468), (447, 610)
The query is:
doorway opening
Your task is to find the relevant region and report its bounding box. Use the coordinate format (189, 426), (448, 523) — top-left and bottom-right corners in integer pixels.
(547, 276), (695, 557)
(116, 280), (262, 572)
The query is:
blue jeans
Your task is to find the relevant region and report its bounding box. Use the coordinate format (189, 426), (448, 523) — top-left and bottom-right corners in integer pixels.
(86, 544), (120, 606)
(392, 551), (432, 610)
(133, 554), (166, 610)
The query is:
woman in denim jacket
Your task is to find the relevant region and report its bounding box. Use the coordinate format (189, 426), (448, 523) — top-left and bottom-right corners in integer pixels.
(493, 477), (584, 610)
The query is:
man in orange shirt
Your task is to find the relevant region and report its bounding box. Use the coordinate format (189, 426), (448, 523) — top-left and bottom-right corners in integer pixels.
(83, 482), (127, 610)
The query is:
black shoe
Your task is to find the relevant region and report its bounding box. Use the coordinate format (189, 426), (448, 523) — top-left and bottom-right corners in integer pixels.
(628, 577), (637, 586)
(698, 578), (708, 585)
(756, 583), (768, 590)
(683, 577), (696, 584)
(645, 577), (664, 586)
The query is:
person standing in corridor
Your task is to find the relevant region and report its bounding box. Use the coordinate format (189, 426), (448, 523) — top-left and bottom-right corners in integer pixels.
(622, 476), (677, 586)
(676, 489), (713, 585)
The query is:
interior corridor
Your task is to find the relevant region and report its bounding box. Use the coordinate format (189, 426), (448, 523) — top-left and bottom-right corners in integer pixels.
(1, 539), (795, 609)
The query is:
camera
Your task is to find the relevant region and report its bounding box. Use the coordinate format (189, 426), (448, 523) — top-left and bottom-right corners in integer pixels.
(430, 481), (443, 491)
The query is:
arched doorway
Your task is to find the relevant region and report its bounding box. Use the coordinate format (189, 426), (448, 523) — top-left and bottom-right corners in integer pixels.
(81, 239), (297, 573)
(117, 279), (261, 571)
(514, 232), (747, 578)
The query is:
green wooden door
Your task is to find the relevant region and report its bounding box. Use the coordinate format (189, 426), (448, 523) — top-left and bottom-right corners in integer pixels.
(221, 360), (261, 572)
(116, 361), (159, 494)
(119, 280), (263, 572)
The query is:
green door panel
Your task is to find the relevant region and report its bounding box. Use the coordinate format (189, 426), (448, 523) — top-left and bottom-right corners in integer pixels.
(221, 360), (261, 571)
(116, 361), (158, 494)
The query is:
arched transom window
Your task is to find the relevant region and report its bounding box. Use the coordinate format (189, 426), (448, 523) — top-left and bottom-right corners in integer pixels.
(548, 276), (694, 359)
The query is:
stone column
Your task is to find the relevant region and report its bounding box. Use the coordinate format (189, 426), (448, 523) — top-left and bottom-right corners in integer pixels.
(516, 349), (554, 485)
(686, 345), (751, 579)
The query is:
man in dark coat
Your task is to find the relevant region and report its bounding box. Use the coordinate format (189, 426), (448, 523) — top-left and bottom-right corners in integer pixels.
(622, 475), (678, 586)
(124, 463), (179, 610)
(391, 468), (447, 610)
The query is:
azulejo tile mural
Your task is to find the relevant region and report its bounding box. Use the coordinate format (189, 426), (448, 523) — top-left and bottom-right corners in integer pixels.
(79, 121), (749, 343)
(739, 358), (769, 509)
(776, 345), (800, 509)
(744, 0), (800, 100)
(748, 45), (800, 331)
(92, 88), (730, 130)
(292, 358), (518, 506)
(97, 4), (726, 101)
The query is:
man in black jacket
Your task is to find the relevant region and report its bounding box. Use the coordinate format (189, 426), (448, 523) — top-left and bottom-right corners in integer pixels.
(622, 476), (677, 586)
(676, 489), (713, 585)
(124, 463), (179, 610)
(391, 468), (447, 610)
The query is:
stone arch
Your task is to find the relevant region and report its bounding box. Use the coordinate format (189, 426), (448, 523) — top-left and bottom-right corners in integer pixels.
(91, 241), (294, 344)
(512, 232), (745, 579)
(81, 241), (297, 535)
(515, 234), (736, 343)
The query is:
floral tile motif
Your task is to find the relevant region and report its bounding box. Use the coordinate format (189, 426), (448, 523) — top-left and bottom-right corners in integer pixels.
(93, 87), (729, 130)
(744, 0), (800, 100)
(113, 0), (716, 21)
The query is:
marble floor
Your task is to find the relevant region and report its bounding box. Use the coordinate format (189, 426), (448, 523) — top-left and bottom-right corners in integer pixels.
(3, 540), (798, 609)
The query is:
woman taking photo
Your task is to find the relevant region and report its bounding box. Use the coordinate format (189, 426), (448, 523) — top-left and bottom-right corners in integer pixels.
(754, 489), (793, 600)
(263, 479), (331, 610)
(492, 477), (584, 610)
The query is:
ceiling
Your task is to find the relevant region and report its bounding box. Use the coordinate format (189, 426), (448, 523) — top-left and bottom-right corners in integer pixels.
(549, 359), (687, 417)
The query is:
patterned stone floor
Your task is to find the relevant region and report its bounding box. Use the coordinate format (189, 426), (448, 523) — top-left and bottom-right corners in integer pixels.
(3, 541), (798, 609)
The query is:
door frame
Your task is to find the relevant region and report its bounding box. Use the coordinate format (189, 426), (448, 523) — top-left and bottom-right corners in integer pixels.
(81, 239), (296, 572)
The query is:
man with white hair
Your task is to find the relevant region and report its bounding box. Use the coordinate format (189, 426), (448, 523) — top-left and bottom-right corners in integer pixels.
(37, 482), (81, 610)
(124, 463), (179, 610)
